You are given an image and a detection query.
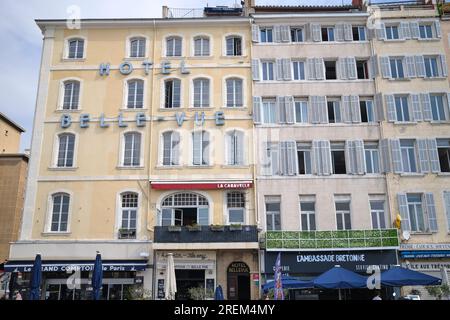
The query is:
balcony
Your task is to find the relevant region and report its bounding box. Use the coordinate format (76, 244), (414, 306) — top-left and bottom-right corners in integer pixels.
(118, 228), (136, 239)
(153, 225), (259, 250)
(265, 229), (399, 251)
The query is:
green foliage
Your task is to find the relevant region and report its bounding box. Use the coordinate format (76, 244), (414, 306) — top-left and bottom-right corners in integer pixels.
(265, 288), (290, 300)
(123, 285), (152, 300)
(426, 284), (450, 300)
(188, 286), (214, 300)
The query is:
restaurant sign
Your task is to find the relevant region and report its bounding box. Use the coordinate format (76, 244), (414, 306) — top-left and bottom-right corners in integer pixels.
(151, 182), (253, 190)
(5, 260), (147, 272)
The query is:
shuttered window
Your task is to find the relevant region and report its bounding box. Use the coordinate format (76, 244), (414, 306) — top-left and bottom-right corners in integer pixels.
(291, 28), (303, 42)
(162, 131), (180, 166)
(437, 139), (450, 173)
(390, 58), (405, 79)
(262, 61), (275, 81)
(226, 130), (244, 166)
(430, 94), (446, 121)
(331, 143), (346, 174)
(400, 139), (418, 173)
(385, 25), (399, 40)
(292, 61), (305, 80)
(260, 28), (273, 43)
(360, 99), (375, 123)
(297, 142), (312, 175)
(419, 24), (433, 39)
(226, 36), (242, 56)
(424, 57), (439, 78)
(261, 99), (277, 124)
(395, 96), (410, 122)
(294, 100), (308, 123)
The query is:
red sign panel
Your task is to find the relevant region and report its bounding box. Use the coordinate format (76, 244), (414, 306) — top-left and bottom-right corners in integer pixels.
(151, 182), (253, 190)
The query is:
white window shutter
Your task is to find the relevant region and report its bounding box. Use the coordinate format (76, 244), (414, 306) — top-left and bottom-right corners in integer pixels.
(399, 21), (411, 39)
(192, 131), (201, 165)
(203, 131), (210, 165)
(253, 96), (262, 124)
(344, 24), (353, 41)
(282, 141), (297, 176)
(335, 24), (344, 42)
(434, 20), (442, 38)
(345, 140), (355, 174)
(315, 58), (325, 80)
(285, 96), (295, 124)
(309, 96), (319, 124)
(424, 193), (438, 232)
(421, 93), (432, 121)
(385, 94), (396, 122)
(376, 23), (386, 40)
(354, 139), (366, 175)
(379, 139), (391, 173)
(444, 192), (450, 231)
(252, 24), (260, 42)
(410, 21), (420, 39)
(261, 142), (272, 176)
(251, 59), (260, 81)
(374, 93), (385, 122)
(225, 132), (233, 165)
(282, 58), (292, 80)
(312, 140), (321, 175)
(380, 56), (391, 78)
(397, 193), (411, 231)
(427, 139), (441, 173)
(276, 96), (286, 124)
(321, 140), (332, 175)
(342, 96), (352, 123)
(415, 55), (426, 77)
(350, 95), (361, 123)
(390, 139), (403, 173)
(440, 55), (448, 77)
(447, 93), (450, 118)
(368, 55), (378, 79)
(274, 25), (282, 43)
(311, 23), (321, 42)
(281, 25), (290, 42)
(410, 94), (422, 121)
(172, 131), (180, 165)
(276, 59), (284, 81)
(306, 58), (316, 80)
(337, 58), (347, 80)
(417, 139), (430, 173)
(280, 141), (288, 175)
(347, 57), (357, 80)
(405, 56), (417, 78)
(319, 96), (328, 124)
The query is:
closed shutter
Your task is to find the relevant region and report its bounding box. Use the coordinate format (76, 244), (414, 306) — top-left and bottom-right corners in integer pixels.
(347, 57), (357, 80)
(274, 25), (282, 43)
(276, 59), (284, 81)
(350, 95), (361, 123)
(307, 58), (316, 80)
(192, 131), (201, 165)
(421, 93), (432, 121)
(172, 131), (180, 165)
(379, 139), (391, 173)
(315, 58), (325, 80)
(390, 139), (403, 173)
(280, 142), (288, 175)
(338, 58), (347, 80)
(261, 142), (272, 176)
(198, 208), (209, 225)
(444, 192), (450, 231)
(282, 58), (292, 80)
(397, 193), (411, 231)
(225, 132), (233, 165)
(415, 55), (426, 77)
(312, 140), (321, 175)
(280, 141), (297, 176)
(335, 24), (344, 42)
(344, 24), (353, 41)
(410, 94), (422, 121)
(368, 55), (378, 79)
(427, 139), (441, 173)
(285, 96), (295, 124)
(354, 139), (366, 175)
(380, 56), (391, 78)
(203, 131), (210, 165)
(342, 96), (352, 123)
(309, 96), (319, 124)
(399, 21), (411, 39)
(376, 23), (386, 40)
(424, 193), (438, 232)
(252, 24), (260, 42)
(321, 140), (332, 175)
(417, 139), (430, 173)
(447, 93), (450, 118)
(311, 23), (321, 42)
(281, 25), (290, 42)
(253, 96), (262, 124)
(235, 131), (244, 165)
(374, 93), (384, 122)
(385, 94), (396, 122)
(405, 56), (417, 78)
(276, 96), (286, 124)
(440, 55), (448, 77)
(434, 20), (442, 38)
(318, 96), (328, 124)
(251, 59), (260, 81)
(345, 140), (355, 174)
(410, 21), (420, 39)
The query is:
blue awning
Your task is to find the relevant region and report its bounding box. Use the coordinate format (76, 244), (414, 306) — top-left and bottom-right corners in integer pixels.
(313, 266), (368, 289)
(400, 250), (450, 259)
(4, 260), (148, 272)
(380, 266), (442, 287)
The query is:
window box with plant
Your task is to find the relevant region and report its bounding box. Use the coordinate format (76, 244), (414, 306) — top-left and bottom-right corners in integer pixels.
(118, 228), (136, 239)
(229, 224), (243, 231)
(210, 224), (224, 232)
(187, 223), (202, 232)
(168, 225), (182, 232)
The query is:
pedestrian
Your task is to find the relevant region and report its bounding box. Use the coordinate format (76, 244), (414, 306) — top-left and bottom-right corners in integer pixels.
(372, 290), (382, 300)
(14, 290), (22, 300)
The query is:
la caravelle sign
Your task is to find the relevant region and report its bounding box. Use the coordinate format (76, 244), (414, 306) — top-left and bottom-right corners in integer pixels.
(60, 60), (225, 129)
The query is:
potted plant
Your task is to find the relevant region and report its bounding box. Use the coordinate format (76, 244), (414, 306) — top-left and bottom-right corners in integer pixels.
(187, 223), (202, 232)
(168, 225), (182, 232)
(118, 228), (136, 239)
(229, 224), (243, 231)
(210, 224), (224, 232)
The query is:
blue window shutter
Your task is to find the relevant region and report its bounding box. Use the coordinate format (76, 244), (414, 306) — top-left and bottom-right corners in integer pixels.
(410, 94), (422, 121)
(385, 95), (396, 122)
(417, 139), (430, 173)
(427, 139), (441, 173)
(421, 93), (432, 121)
(379, 139), (391, 173)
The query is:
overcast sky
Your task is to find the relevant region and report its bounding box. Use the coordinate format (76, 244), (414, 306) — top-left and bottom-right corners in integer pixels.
(0, 0), (363, 151)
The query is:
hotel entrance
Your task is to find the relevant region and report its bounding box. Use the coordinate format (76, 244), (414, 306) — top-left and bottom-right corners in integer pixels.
(227, 262), (250, 300)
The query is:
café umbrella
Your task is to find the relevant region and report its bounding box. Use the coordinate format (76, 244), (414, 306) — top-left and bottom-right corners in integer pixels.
(380, 266), (442, 287)
(165, 253), (177, 300)
(214, 285), (224, 300)
(29, 254), (42, 300)
(92, 253), (103, 300)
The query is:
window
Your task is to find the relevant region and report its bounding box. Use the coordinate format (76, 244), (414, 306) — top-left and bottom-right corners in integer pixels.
(264, 143), (280, 175)
(260, 28), (273, 43)
(194, 36), (210, 56)
(297, 143), (312, 175)
(57, 133), (75, 168)
(226, 78), (243, 107)
(400, 139), (417, 173)
(365, 143), (380, 174)
(226, 36), (242, 56)
(63, 81), (80, 110)
(120, 193), (138, 234)
(294, 100), (308, 123)
(331, 143), (346, 174)
(123, 132), (141, 167)
(407, 194), (426, 232)
(166, 36), (182, 57)
(352, 26), (366, 41)
(321, 27), (335, 41)
(127, 79), (144, 109)
(325, 60), (337, 80)
(130, 37), (146, 58)
(300, 200), (316, 231)
(291, 28), (303, 42)
(360, 99), (375, 123)
(430, 94), (447, 121)
(193, 78), (210, 108)
(419, 24), (433, 39)
(50, 193), (70, 232)
(226, 130), (244, 166)
(192, 130), (209, 166)
(162, 131), (180, 166)
(370, 200), (386, 229)
(390, 58), (405, 79)
(261, 99), (277, 124)
(227, 192), (245, 224)
(164, 79), (181, 108)
(335, 201), (351, 230)
(292, 61), (305, 80)
(395, 96), (410, 122)
(386, 25), (399, 40)
(161, 192), (209, 226)
(356, 60), (369, 79)
(424, 57), (439, 78)
(261, 61), (274, 81)
(437, 139), (450, 173)
(327, 100), (341, 123)
(265, 197), (281, 231)
(68, 39), (84, 59)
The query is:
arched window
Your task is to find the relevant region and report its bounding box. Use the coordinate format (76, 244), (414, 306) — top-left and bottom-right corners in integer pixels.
(63, 80), (80, 110)
(130, 37), (146, 58)
(68, 38), (84, 59)
(192, 130), (209, 166)
(50, 193), (70, 232)
(225, 130), (244, 165)
(225, 36), (242, 56)
(227, 191), (245, 224)
(193, 78), (210, 108)
(194, 36), (210, 56)
(123, 132), (141, 166)
(166, 36), (182, 57)
(160, 192), (209, 226)
(119, 192), (138, 238)
(57, 133), (75, 167)
(226, 78), (243, 107)
(162, 131), (180, 166)
(127, 79), (144, 109)
(164, 79), (181, 108)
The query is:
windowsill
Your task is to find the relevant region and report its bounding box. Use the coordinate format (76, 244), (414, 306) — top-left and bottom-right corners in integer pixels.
(393, 121), (417, 125)
(388, 78), (410, 81)
(155, 165), (183, 169)
(120, 107), (149, 112)
(437, 172), (450, 176)
(399, 173), (425, 177)
(383, 39), (406, 43)
(116, 166), (145, 170)
(189, 56), (213, 59)
(417, 38), (440, 42)
(187, 165), (214, 168)
(220, 106), (247, 110)
(257, 79), (373, 83)
(61, 58), (86, 62)
(259, 174), (385, 179)
(48, 167), (78, 171)
(257, 122), (380, 127)
(423, 77), (447, 81)
(186, 106), (213, 110)
(221, 165), (250, 169)
(55, 108), (82, 113)
(41, 232), (72, 236)
(162, 56), (185, 59)
(124, 57), (149, 61)
(430, 120), (450, 125)
(220, 55), (248, 59)
(409, 232), (435, 235)
(158, 107), (183, 111)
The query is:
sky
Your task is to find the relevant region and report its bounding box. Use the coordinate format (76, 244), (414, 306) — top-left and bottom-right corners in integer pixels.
(0, 0), (367, 151)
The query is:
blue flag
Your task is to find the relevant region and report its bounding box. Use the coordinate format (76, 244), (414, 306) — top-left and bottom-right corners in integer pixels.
(274, 252), (284, 300)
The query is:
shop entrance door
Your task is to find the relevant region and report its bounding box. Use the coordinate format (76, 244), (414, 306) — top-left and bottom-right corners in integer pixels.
(227, 262), (250, 300)
(175, 269), (205, 300)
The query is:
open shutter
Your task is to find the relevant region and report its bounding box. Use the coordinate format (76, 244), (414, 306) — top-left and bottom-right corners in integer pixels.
(280, 141), (297, 176)
(251, 59), (260, 81)
(285, 96), (295, 124)
(405, 56), (417, 78)
(203, 131), (210, 165)
(252, 24), (260, 42)
(374, 93), (384, 122)
(276, 96), (286, 124)
(344, 24), (353, 41)
(321, 140), (332, 175)
(385, 94), (396, 122)
(280, 142), (288, 175)
(417, 139), (430, 173)
(347, 57), (357, 80)
(447, 93), (450, 119)
(342, 96), (352, 123)
(306, 58), (316, 80)
(380, 56), (391, 78)
(434, 20), (442, 38)
(410, 94), (422, 122)
(318, 96), (328, 124)
(444, 192), (450, 231)
(276, 59), (284, 81)
(309, 96), (319, 124)
(335, 24), (344, 42)
(274, 25), (282, 43)
(225, 132), (233, 165)
(415, 55), (426, 77)
(282, 58), (292, 80)
(281, 25), (290, 42)
(337, 58), (347, 80)
(391, 139), (403, 173)
(368, 55), (378, 79)
(440, 55), (448, 77)
(311, 23), (321, 42)
(410, 21), (420, 39)
(399, 21), (411, 39)
(172, 131), (180, 165)
(315, 58), (325, 80)
(427, 139), (441, 173)
(312, 140), (321, 175)
(397, 193), (411, 231)
(261, 142), (272, 176)
(424, 193), (438, 232)
(253, 96), (262, 124)
(192, 131), (201, 165)
(345, 140), (355, 174)
(421, 93), (432, 121)
(379, 139), (391, 173)
(354, 139), (366, 175)
(350, 95), (361, 123)
(376, 23), (386, 40)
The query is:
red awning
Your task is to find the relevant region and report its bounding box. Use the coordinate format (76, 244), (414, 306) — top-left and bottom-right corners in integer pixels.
(150, 181), (253, 190)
